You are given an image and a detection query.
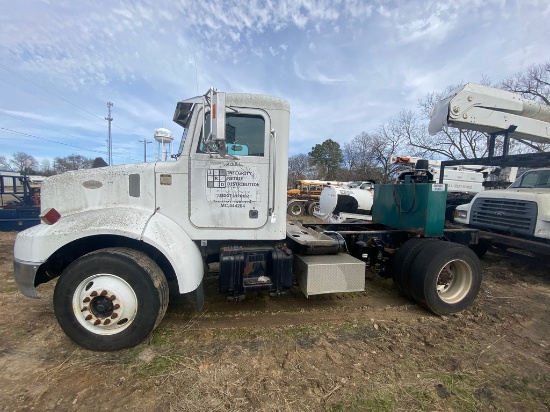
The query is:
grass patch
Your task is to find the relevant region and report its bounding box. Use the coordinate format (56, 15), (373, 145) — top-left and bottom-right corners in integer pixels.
(329, 395), (396, 412)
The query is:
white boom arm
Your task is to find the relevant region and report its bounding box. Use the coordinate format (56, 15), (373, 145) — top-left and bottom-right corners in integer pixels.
(429, 83), (550, 143)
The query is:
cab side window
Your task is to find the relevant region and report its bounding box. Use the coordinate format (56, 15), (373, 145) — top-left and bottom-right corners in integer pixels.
(197, 113), (265, 156)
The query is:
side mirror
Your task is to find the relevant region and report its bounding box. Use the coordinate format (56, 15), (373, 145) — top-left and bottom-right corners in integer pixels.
(218, 141), (227, 157)
(211, 91), (226, 142)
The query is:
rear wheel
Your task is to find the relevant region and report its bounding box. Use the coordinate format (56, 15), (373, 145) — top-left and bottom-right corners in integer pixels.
(287, 201), (305, 217)
(53, 248), (169, 351)
(307, 202), (319, 216)
(390, 238), (439, 299)
(409, 241), (481, 315)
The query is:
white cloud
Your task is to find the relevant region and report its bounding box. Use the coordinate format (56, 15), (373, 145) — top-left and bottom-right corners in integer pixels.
(293, 59), (355, 85)
(0, 0), (548, 163)
(377, 5), (392, 19)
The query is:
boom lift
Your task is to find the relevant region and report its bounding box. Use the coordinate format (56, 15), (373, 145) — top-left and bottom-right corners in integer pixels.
(429, 82), (550, 144)
(13, 88), (482, 351)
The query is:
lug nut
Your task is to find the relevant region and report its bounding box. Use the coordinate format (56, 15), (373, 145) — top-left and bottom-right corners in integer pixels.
(109, 295), (117, 301)
(104, 319), (111, 325)
(100, 290), (108, 296)
(111, 313), (119, 319)
(113, 304), (120, 310)
(94, 320), (101, 326)
(83, 297), (90, 303)
(90, 291), (98, 297)
(81, 307), (88, 312)
(85, 315), (92, 321)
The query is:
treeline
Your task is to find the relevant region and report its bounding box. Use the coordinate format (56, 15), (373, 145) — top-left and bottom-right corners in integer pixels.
(0, 152), (97, 176)
(289, 61), (550, 188)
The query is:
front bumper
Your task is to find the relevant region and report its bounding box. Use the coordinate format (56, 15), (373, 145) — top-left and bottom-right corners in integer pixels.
(13, 258), (40, 298)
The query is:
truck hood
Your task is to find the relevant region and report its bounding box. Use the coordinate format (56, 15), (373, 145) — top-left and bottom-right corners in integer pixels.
(472, 187), (550, 203)
(41, 163), (157, 217)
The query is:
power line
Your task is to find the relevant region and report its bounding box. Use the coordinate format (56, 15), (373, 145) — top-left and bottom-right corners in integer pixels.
(0, 127), (107, 155)
(0, 63), (105, 120)
(0, 127), (142, 162)
(0, 110), (103, 146)
(0, 63), (145, 138)
(0, 76), (107, 129)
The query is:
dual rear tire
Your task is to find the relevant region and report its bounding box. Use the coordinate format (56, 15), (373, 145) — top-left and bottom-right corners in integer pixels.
(287, 201), (319, 217)
(391, 239), (481, 315)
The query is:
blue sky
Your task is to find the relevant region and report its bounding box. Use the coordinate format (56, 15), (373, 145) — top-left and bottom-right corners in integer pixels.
(1, 0), (549, 166)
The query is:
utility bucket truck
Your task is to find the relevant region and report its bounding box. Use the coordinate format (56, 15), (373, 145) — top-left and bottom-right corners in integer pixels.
(429, 83), (550, 256)
(14, 88), (482, 351)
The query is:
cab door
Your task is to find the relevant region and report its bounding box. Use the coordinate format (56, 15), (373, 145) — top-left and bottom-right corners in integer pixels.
(189, 108), (272, 229)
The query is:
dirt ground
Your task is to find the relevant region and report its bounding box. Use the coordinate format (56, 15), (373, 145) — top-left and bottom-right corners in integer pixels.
(0, 230), (549, 411)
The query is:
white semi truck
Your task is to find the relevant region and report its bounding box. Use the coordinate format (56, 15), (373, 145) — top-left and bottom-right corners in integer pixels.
(429, 83), (550, 255)
(13, 88), (482, 351)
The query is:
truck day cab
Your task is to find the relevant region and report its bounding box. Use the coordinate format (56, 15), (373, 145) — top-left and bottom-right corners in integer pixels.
(14, 88), (482, 351)
(454, 168), (550, 241)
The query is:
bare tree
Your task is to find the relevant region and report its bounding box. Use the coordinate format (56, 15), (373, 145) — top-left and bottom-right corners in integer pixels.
(0, 156), (13, 171)
(500, 61), (550, 105)
(10, 152), (39, 174)
(373, 120), (427, 182)
(54, 154), (93, 173)
(39, 159), (55, 176)
(287, 153), (316, 188)
(342, 132), (379, 181)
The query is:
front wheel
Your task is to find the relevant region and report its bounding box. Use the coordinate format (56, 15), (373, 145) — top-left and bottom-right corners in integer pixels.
(53, 248), (169, 351)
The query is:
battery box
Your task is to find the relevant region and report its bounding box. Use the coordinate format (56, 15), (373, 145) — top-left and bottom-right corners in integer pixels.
(219, 245), (293, 295)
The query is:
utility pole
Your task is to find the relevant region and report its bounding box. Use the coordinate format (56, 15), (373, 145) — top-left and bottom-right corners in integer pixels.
(105, 102), (113, 165)
(139, 140), (152, 162)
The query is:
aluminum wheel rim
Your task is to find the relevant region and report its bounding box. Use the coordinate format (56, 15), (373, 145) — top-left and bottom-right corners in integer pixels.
(72, 274), (138, 335)
(436, 259), (473, 304)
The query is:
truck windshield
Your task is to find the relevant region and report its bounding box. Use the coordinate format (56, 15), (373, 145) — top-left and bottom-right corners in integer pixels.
(510, 170), (550, 188)
(173, 100), (196, 158)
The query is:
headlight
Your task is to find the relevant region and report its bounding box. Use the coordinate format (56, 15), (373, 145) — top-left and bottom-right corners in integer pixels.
(454, 210), (467, 219)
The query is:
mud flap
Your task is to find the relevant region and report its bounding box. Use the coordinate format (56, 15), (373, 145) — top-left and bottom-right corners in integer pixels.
(195, 280), (204, 311)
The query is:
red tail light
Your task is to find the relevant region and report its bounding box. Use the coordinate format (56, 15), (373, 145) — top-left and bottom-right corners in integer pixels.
(40, 208), (61, 225)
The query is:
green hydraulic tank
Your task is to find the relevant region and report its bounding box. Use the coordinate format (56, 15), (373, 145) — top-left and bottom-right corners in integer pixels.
(372, 182), (447, 237)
